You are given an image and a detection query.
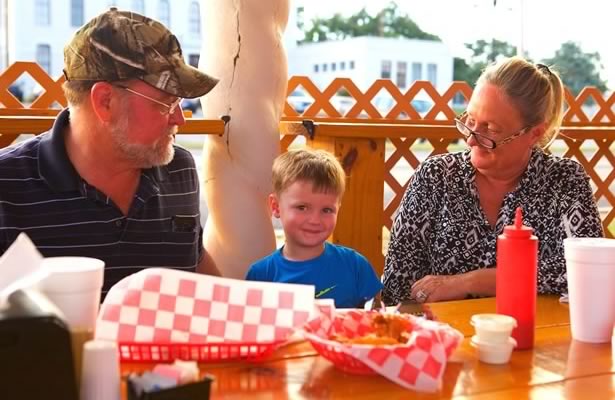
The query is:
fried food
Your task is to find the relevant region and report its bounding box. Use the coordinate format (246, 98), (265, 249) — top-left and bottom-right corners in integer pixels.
(331, 313), (414, 345)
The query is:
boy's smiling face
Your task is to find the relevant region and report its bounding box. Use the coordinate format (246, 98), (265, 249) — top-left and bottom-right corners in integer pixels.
(270, 179), (340, 260)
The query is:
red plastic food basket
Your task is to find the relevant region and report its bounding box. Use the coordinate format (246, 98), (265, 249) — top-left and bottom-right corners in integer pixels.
(307, 338), (375, 375)
(118, 341), (283, 363)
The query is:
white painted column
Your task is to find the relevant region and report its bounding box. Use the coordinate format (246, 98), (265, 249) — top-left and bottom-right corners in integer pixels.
(199, 0), (289, 278)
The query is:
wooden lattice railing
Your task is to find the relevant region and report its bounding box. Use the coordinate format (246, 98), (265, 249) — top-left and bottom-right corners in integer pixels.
(1, 62), (614, 274)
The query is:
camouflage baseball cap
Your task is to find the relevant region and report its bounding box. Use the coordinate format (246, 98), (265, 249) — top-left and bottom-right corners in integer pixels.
(63, 8), (218, 99)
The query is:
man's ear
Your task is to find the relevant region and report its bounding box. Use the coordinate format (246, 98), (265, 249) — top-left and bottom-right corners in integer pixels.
(269, 193), (281, 218)
(89, 82), (115, 123)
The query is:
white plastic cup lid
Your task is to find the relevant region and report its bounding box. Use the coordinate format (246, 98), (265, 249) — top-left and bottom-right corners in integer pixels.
(471, 314), (517, 331)
(564, 238), (615, 264)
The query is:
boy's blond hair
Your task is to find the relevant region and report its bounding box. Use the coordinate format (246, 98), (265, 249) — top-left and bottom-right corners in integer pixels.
(272, 149), (346, 196)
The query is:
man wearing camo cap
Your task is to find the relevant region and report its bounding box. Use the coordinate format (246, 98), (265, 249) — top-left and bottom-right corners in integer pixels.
(0, 8), (222, 294)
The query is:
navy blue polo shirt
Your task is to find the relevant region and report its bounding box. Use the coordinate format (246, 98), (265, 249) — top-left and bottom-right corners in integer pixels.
(0, 109), (203, 294)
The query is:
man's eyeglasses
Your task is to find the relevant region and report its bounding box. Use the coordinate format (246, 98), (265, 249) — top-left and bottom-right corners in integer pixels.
(115, 85), (182, 116)
(454, 111), (531, 150)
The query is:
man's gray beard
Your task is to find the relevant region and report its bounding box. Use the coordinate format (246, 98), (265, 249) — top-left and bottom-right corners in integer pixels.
(110, 113), (176, 169)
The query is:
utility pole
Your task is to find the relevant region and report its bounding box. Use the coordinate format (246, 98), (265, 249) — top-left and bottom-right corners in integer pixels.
(0, 0), (8, 70)
(518, 0), (525, 57)
(492, 0), (525, 58)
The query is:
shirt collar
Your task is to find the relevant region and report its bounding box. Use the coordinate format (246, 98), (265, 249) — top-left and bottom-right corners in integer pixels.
(38, 108), (169, 192)
(38, 108), (81, 192)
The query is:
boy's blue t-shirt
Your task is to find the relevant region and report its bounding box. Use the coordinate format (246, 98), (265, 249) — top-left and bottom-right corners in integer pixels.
(245, 242), (383, 308)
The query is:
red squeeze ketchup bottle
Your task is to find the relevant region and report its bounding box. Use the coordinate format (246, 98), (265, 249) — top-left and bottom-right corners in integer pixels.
(496, 207), (538, 350)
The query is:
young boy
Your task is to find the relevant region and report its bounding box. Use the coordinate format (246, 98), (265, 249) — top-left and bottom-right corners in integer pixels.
(245, 149), (382, 308)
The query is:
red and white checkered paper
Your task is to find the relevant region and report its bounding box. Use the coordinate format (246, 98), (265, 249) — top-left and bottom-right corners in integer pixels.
(95, 268), (315, 344)
(302, 307), (463, 392)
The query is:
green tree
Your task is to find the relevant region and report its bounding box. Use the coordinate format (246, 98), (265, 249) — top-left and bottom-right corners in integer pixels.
(542, 41), (608, 95)
(454, 39), (517, 86)
(300, 2), (440, 43)
(453, 57), (480, 86)
(466, 39), (517, 65)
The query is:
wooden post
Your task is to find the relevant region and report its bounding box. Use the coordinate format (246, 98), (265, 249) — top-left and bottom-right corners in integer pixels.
(308, 135), (386, 276)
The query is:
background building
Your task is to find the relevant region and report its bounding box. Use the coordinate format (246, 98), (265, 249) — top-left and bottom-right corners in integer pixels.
(0, 0), (453, 107)
(287, 35), (453, 94)
(284, 2), (454, 112)
(0, 0), (203, 98)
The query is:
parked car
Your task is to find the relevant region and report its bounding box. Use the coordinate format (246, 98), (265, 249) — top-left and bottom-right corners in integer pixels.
(181, 98), (202, 116)
(373, 97), (433, 117)
(8, 84), (24, 102)
(287, 89), (313, 113)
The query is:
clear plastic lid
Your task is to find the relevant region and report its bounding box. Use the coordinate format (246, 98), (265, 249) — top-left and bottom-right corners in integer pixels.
(470, 313), (517, 331)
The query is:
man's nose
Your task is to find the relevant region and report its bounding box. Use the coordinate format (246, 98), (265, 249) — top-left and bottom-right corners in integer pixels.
(170, 104), (186, 126)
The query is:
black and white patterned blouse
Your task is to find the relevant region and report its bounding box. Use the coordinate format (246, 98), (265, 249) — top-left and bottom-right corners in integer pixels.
(382, 148), (604, 305)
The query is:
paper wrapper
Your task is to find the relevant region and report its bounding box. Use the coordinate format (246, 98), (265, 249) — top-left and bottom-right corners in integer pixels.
(96, 268), (315, 344)
(302, 305), (463, 392)
(0, 233), (46, 306)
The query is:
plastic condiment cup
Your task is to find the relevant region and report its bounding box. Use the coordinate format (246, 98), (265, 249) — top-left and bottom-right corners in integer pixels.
(470, 314), (517, 344)
(471, 335), (517, 365)
(80, 340), (120, 400)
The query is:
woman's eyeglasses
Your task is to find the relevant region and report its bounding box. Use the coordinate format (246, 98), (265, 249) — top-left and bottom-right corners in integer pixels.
(454, 111), (531, 150)
(115, 85), (182, 116)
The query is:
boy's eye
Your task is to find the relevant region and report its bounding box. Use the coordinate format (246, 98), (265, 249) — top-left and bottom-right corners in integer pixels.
(323, 208), (335, 214)
(296, 205), (307, 211)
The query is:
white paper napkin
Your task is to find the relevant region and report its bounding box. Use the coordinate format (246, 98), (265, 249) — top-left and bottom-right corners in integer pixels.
(0, 233), (47, 306)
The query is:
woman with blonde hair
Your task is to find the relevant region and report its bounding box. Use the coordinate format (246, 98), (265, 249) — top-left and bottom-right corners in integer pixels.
(382, 57), (603, 305)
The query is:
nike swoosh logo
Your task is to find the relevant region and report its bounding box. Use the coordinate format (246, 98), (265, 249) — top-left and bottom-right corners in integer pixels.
(315, 285), (337, 298)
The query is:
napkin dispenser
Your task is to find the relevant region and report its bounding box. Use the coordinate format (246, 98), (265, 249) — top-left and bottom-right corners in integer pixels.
(0, 289), (78, 400)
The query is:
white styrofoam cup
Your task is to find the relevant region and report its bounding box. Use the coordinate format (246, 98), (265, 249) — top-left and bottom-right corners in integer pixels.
(564, 238), (615, 343)
(37, 257), (105, 331)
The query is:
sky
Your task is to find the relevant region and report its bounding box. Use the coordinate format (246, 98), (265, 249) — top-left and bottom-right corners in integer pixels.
(293, 0), (615, 89)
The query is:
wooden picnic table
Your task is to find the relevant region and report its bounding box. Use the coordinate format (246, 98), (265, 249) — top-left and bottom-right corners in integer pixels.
(120, 295), (615, 399)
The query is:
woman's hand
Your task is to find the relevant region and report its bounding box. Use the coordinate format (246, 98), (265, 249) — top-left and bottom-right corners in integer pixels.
(410, 275), (467, 303)
(410, 268), (496, 303)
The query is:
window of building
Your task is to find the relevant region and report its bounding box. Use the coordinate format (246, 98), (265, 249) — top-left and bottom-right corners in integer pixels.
(35, 0), (51, 25)
(188, 54), (200, 68)
(340, 61), (346, 70)
(396, 61), (407, 88)
(349, 60), (355, 69)
(314, 64), (319, 73)
(189, 2), (200, 34)
(322, 63), (328, 72)
(331, 62), (336, 72)
(158, 0), (170, 27)
(36, 44), (51, 73)
(296, 6), (305, 30)
(427, 63), (438, 86)
(381, 60), (392, 79)
(70, 0), (84, 26)
(131, 0), (145, 13)
(411, 62), (422, 81)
